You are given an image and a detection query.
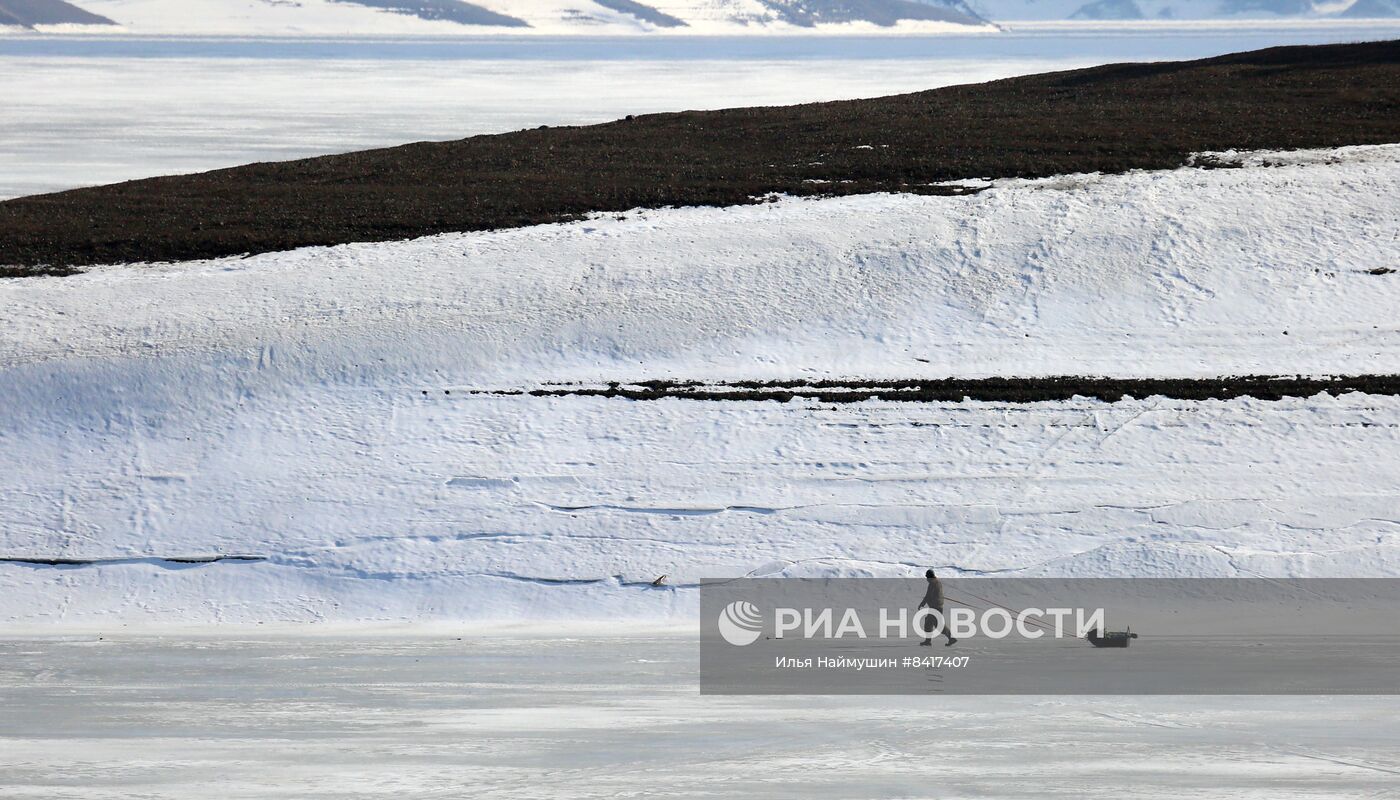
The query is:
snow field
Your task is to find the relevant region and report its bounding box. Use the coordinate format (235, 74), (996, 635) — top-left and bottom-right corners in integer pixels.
(2, 145), (1399, 623)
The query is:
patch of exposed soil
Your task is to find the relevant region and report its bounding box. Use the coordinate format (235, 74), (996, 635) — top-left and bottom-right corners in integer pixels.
(0, 555), (266, 566)
(1, 40), (1396, 274)
(487, 375), (1400, 403)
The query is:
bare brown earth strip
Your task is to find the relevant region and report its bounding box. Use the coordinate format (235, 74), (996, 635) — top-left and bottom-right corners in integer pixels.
(486, 375), (1400, 403)
(1, 40), (1397, 274)
(0, 555), (266, 566)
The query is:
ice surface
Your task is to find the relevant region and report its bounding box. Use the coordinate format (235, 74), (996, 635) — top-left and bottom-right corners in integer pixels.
(0, 53), (1087, 200)
(2, 634), (1398, 798)
(5, 26), (1399, 200)
(3, 147), (1399, 624)
(3, 31), (1396, 797)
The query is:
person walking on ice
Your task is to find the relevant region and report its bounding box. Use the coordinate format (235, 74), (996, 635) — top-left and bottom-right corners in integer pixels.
(919, 569), (957, 647)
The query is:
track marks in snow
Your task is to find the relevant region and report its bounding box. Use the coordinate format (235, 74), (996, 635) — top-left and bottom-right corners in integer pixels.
(539, 502), (785, 517)
(1276, 749), (1400, 777)
(7, 148), (1400, 620)
(446, 476), (518, 489)
(1090, 711), (1199, 730)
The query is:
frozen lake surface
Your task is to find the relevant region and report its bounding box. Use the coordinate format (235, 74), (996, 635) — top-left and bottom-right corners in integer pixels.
(2, 633), (1399, 798)
(3, 25), (1399, 199)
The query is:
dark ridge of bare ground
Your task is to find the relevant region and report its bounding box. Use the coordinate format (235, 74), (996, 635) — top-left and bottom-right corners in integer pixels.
(1, 40), (1397, 275)
(483, 375), (1400, 403)
(0, 555), (266, 566)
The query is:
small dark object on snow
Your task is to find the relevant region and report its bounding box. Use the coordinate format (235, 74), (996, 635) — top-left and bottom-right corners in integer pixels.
(1087, 628), (1139, 648)
(1367, 267), (1396, 275)
(651, 574), (667, 586)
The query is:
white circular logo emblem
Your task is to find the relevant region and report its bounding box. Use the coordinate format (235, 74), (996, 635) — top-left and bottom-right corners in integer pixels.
(717, 600), (763, 646)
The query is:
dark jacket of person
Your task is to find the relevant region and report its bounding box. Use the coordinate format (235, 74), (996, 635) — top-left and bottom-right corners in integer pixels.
(920, 576), (945, 611)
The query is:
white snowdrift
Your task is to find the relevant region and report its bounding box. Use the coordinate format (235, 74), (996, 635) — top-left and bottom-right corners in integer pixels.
(7, 144), (1398, 381)
(2, 145), (1399, 624)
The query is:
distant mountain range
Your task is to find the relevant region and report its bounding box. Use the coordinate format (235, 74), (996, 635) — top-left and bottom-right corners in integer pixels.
(0, 0), (992, 32)
(0, 0), (112, 27)
(968, 0), (1400, 20)
(0, 0), (1394, 33)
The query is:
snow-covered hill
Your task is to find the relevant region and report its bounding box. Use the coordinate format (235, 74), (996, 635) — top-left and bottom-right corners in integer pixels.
(2, 145), (1398, 625)
(967, 0), (1398, 20)
(4, 0), (994, 34)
